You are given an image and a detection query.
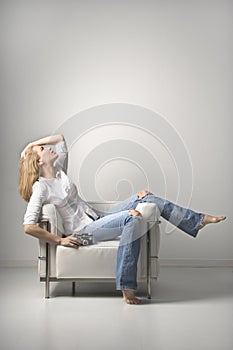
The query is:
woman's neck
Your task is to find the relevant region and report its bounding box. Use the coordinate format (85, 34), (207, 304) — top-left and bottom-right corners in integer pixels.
(40, 164), (56, 179)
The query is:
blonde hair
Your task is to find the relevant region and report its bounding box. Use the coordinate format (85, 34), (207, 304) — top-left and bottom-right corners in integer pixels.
(19, 147), (40, 202)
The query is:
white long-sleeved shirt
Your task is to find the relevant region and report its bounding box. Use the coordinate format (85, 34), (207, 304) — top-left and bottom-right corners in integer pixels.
(23, 140), (99, 235)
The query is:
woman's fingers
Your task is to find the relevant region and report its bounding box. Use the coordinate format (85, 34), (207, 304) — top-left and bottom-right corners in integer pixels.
(21, 143), (32, 159)
(60, 237), (81, 248)
(21, 149), (27, 159)
(69, 238), (80, 248)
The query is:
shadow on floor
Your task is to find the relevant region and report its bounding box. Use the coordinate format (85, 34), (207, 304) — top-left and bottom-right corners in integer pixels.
(47, 267), (233, 304)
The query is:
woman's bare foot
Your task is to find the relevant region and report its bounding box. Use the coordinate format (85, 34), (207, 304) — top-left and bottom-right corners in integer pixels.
(122, 290), (142, 305)
(199, 214), (226, 230)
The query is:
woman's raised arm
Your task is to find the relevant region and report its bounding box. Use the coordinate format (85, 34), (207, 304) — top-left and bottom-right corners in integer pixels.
(21, 134), (64, 159)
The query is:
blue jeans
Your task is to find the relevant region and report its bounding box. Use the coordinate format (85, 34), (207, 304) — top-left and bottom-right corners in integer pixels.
(79, 192), (204, 291)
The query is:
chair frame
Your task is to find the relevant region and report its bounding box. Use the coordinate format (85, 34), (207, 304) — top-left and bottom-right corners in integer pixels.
(38, 210), (161, 299)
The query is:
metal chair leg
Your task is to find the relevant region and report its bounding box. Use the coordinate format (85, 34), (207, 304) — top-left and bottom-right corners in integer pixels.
(146, 220), (161, 299)
(146, 225), (151, 299)
(72, 282), (76, 296)
(45, 242), (50, 298)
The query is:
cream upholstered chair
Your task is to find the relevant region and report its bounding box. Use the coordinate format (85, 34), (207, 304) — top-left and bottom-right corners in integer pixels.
(38, 201), (161, 298)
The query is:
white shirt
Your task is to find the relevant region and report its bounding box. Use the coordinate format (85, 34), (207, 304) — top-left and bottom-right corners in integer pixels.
(23, 140), (99, 235)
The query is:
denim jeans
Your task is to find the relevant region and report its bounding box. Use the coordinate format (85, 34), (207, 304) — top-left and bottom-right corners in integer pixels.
(79, 192), (204, 291)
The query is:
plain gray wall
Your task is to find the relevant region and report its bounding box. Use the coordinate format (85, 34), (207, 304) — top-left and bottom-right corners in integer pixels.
(0, 0), (232, 265)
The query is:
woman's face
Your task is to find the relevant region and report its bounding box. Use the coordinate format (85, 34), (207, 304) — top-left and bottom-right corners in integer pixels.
(33, 145), (58, 165)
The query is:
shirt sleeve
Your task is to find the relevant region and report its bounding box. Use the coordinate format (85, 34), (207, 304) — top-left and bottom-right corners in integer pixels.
(53, 140), (68, 174)
(23, 182), (46, 225)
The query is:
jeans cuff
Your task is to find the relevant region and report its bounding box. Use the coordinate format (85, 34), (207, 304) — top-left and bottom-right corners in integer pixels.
(116, 281), (137, 290)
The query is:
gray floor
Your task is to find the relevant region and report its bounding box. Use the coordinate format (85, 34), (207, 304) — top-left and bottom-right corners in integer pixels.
(0, 267), (232, 350)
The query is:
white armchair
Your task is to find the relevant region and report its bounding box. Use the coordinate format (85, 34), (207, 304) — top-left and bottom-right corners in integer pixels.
(38, 201), (161, 298)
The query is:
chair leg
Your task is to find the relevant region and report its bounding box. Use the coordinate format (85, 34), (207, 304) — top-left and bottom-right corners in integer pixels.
(45, 242), (50, 298)
(72, 282), (76, 296)
(146, 226), (151, 299)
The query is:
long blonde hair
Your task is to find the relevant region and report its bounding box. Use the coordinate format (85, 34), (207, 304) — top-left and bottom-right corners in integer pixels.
(19, 147), (40, 202)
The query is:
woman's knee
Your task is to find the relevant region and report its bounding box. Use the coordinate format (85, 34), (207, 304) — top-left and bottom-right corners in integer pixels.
(129, 209), (142, 217)
(137, 190), (149, 199)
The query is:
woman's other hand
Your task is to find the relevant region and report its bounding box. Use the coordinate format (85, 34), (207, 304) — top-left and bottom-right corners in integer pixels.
(59, 236), (81, 248)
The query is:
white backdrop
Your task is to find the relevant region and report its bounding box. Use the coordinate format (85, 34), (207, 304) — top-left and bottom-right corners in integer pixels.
(0, 0), (232, 265)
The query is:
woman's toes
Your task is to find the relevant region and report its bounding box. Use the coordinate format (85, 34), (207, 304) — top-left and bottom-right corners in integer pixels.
(217, 215), (226, 222)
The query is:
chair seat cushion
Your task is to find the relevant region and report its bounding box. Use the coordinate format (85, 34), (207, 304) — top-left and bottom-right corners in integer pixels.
(56, 240), (120, 278)
(56, 234), (159, 279)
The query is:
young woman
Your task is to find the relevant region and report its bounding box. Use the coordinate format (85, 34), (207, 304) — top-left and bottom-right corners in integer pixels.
(19, 134), (226, 305)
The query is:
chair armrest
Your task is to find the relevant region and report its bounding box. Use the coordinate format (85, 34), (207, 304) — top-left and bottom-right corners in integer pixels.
(39, 204), (64, 237)
(38, 204), (64, 279)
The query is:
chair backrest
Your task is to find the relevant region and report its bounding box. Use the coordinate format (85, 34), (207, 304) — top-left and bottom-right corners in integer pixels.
(88, 201), (121, 215)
